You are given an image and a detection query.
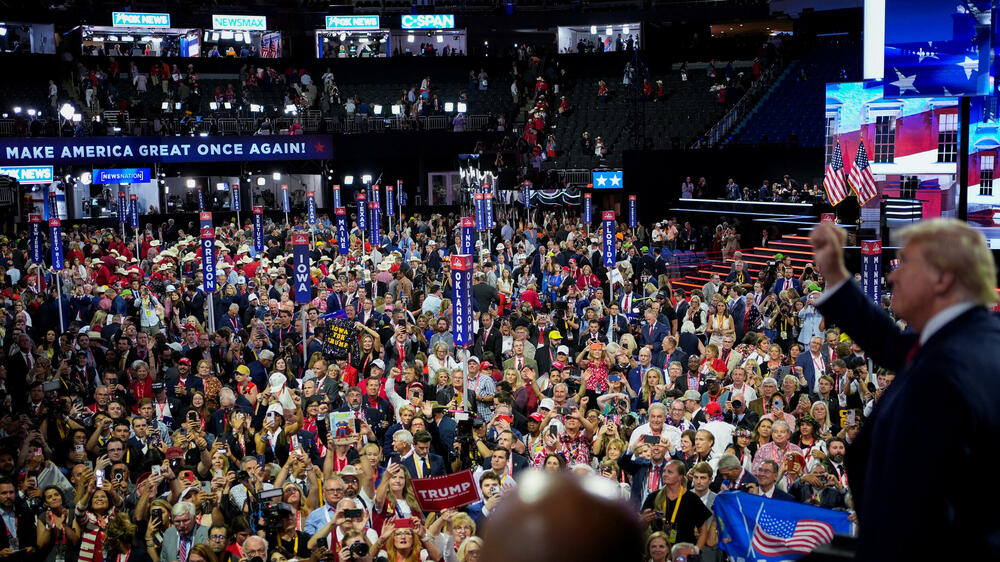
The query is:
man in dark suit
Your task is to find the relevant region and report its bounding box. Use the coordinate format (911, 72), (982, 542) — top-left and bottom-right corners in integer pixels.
(638, 309), (668, 349)
(0, 477), (36, 558)
(600, 303), (631, 344)
(793, 335), (831, 393)
(401, 431), (446, 478)
(811, 220), (1000, 560)
(618, 434), (672, 509)
(164, 358), (204, 399)
(474, 312), (503, 361)
(745, 459), (794, 501)
(711, 453), (757, 493)
(771, 267), (801, 296)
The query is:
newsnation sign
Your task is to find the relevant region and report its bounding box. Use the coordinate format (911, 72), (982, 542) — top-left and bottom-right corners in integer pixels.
(0, 136), (333, 165)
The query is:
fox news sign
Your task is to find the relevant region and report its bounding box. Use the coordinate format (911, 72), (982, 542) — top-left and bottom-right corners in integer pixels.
(113, 12), (171, 27)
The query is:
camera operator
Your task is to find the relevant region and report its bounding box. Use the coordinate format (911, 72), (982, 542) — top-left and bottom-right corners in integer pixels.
(263, 502), (311, 558)
(767, 298), (797, 352)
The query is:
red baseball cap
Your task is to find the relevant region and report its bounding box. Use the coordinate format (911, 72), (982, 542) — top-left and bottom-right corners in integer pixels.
(178, 358), (191, 365)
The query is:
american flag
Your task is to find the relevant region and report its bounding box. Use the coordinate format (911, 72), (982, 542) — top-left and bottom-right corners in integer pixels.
(824, 140), (849, 205)
(849, 140), (878, 205)
(751, 512), (835, 557)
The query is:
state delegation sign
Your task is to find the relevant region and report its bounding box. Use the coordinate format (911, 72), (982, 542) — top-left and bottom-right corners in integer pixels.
(410, 470), (480, 512)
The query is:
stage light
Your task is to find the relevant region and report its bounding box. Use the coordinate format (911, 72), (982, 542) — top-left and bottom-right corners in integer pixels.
(407, 34), (414, 43)
(72, 114), (82, 122)
(362, 174), (372, 184)
(590, 25), (597, 34)
(80, 172), (92, 185)
(444, 102), (454, 112)
(174, 103), (182, 110)
(209, 102), (219, 110)
(273, 172), (281, 180)
(391, 105), (402, 116)
(437, 35), (443, 43)
(59, 103), (75, 120)
(161, 102), (169, 110)
(623, 25), (630, 35)
(187, 179), (196, 188)
(257, 177), (266, 186)
(223, 102), (232, 110)
(250, 104), (262, 113)
(216, 182), (226, 190)
(373, 104), (383, 115)
(457, 102), (467, 112)
(284, 104), (297, 114)
(12, 107), (21, 114)
(606, 26), (612, 36)
(344, 175), (354, 185)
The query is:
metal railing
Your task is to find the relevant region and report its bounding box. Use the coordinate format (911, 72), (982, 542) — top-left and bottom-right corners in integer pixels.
(689, 61), (792, 149)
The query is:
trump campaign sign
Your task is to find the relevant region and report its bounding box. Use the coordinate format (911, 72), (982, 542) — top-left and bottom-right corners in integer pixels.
(460, 217), (475, 255)
(253, 207), (264, 253)
(335, 207), (349, 255)
(861, 240), (882, 306)
(29, 214), (43, 264)
(602, 211), (616, 267)
(293, 233), (311, 304)
(451, 254), (473, 347)
(200, 212), (216, 293)
(410, 470), (480, 512)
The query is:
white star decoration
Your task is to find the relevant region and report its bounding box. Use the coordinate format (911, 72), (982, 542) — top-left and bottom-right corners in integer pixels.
(916, 48), (938, 63)
(596, 175), (608, 186)
(958, 56), (978, 80)
(891, 68), (918, 94)
(610, 174), (621, 186)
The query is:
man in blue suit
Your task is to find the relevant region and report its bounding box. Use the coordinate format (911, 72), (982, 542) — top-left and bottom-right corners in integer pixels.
(400, 430), (446, 479)
(771, 267), (801, 296)
(811, 220), (1000, 560)
(618, 433), (673, 509)
(793, 335), (831, 393)
(466, 471), (502, 528)
(638, 309), (668, 349)
(745, 459), (794, 501)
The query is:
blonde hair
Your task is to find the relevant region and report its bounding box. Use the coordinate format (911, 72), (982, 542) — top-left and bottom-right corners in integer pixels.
(899, 218), (997, 305)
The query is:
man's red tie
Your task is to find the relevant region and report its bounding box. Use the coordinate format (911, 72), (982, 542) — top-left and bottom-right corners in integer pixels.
(905, 341), (921, 366)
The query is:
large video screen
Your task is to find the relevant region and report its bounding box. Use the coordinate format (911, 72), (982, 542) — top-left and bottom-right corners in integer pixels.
(883, 0), (994, 97)
(966, 94), (1000, 247)
(824, 80), (960, 217)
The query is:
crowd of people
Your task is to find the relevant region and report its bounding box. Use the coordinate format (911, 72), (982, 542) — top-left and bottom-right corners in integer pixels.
(0, 199), (894, 562)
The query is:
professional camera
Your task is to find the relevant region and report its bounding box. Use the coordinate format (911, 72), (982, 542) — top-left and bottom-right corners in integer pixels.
(349, 542), (370, 558)
(731, 399), (743, 411)
(261, 503), (292, 530)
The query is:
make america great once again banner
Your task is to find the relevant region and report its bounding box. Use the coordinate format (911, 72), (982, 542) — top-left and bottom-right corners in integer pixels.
(0, 135), (333, 165)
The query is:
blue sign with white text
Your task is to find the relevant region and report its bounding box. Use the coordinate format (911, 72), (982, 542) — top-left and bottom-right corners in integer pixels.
(29, 216), (43, 264)
(0, 135), (332, 165)
(0, 165), (53, 184)
(200, 212), (216, 293)
(129, 194), (139, 229)
(451, 254), (473, 347)
(307, 191), (317, 225)
(335, 208), (349, 255)
(357, 192), (367, 231)
(253, 207), (264, 254)
(281, 185), (290, 213)
(401, 14), (454, 29)
(113, 12), (171, 27)
(293, 233), (312, 304)
(232, 184), (241, 211)
(118, 191), (127, 224)
(583, 193), (592, 224)
(94, 168), (150, 184)
(592, 170), (623, 189)
(602, 211), (616, 268)
(49, 219), (63, 271)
